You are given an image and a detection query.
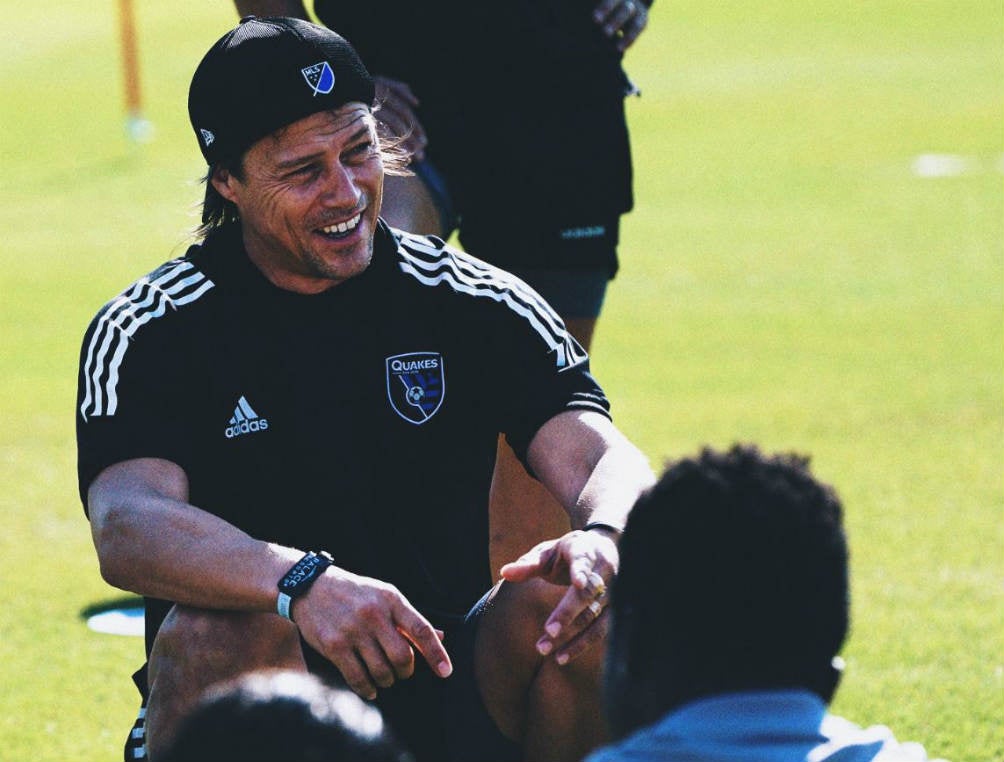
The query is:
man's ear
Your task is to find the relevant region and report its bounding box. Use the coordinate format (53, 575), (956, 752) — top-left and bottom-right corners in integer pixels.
(211, 165), (239, 204)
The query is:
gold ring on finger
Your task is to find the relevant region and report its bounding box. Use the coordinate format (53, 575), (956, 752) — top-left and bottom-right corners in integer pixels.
(588, 600), (603, 618)
(587, 571), (606, 598)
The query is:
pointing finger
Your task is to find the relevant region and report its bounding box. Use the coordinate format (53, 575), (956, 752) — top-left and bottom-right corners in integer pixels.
(394, 604), (452, 678)
(500, 541), (557, 582)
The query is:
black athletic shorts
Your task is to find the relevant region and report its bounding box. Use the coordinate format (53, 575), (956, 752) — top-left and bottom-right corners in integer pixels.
(413, 156), (621, 310)
(305, 589), (521, 762)
(124, 591), (520, 762)
(459, 215), (621, 280)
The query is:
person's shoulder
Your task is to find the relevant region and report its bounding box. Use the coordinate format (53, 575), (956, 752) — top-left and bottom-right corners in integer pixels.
(390, 227), (587, 367)
(392, 228), (467, 272)
(84, 248), (217, 340)
(392, 228), (546, 303)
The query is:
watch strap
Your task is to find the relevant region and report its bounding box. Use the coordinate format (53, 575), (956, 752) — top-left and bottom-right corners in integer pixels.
(276, 550), (333, 621)
(583, 521), (624, 536)
(277, 591), (294, 620)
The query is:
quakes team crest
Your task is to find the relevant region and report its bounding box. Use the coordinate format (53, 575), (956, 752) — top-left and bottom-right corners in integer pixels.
(386, 352), (445, 424)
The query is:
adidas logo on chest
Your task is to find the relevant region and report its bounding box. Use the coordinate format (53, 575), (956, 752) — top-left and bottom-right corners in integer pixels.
(224, 395), (269, 439)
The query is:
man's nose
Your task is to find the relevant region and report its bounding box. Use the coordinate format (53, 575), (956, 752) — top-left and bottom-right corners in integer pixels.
(320, 162), (362, 208)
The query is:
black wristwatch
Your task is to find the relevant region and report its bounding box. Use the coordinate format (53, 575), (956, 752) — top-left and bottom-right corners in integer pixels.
(583, 521), (624, 537)
(276, 550), (333, 620)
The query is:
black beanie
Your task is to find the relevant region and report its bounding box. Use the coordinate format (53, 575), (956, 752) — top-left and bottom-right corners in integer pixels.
(188, 16), (375, 167)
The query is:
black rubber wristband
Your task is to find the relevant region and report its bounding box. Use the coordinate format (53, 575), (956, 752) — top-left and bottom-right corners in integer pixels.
(276, 550), (333, 620)
(583, 521), (624, 535)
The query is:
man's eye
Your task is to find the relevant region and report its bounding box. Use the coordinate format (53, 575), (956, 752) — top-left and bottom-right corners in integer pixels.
(347, 141), (375, 159)
(286, 165), (319, 181)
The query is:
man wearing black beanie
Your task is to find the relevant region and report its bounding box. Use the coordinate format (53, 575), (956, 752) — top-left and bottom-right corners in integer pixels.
(76, 16), (654, 762)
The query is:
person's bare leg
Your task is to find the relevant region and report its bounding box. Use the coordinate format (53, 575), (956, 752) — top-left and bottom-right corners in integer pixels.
(144, 606), (306, 761)
(488, 443), (570, 580)
(381, 173), (444, 237)
(474, 579), (607, 762)
(488, 316), (598, 578)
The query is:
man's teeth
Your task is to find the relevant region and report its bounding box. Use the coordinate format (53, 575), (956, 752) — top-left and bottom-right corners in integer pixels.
(321, 213), (362, 235)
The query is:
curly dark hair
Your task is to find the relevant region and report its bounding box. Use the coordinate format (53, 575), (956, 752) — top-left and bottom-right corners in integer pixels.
(160, 670), (413, 762)
(604, 444), (849, 736)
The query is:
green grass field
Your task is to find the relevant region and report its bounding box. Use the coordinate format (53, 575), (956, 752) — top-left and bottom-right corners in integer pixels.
(1, 1), (1001, 760)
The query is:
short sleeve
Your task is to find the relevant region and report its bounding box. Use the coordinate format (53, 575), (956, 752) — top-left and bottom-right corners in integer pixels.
(491, 279), (611, 462)
(75, 278), (204, 512)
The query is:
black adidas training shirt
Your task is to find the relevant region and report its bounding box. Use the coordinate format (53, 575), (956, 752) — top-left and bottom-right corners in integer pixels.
(76, 220), (610, 655)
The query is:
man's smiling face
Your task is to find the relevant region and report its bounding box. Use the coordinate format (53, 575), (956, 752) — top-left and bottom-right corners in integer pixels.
(212, 103), (384, 294)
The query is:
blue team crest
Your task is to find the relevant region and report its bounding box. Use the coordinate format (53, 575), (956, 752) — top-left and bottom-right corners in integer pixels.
(386, 352), (445, 424)
(301, 61), (335, 96)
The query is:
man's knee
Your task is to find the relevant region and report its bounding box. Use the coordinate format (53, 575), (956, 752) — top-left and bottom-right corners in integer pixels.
(474, 579), (606, 743)
(511, 579), (606, 682)
(479, 579), (562, 656)
(146, 608), (306, 760)
(151, 606), (303, 676)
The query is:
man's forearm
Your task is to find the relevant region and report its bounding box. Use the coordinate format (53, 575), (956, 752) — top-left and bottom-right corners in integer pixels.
(98, 500), (300, 613)
(565, 433), (654, 532)
(89, 459), (302, 614)
(528, 411), (655, 532)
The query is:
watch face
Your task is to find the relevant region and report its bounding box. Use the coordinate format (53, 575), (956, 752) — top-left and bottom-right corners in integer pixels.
(281, 558), (323, 594)
(279, 553), (330, 594)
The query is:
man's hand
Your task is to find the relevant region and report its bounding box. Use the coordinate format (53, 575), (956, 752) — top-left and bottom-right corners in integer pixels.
(592, 0), (649, 52)
(374, 76), (428, 161)
(291, 566), (452, 700)
(499, 528), (619, 666)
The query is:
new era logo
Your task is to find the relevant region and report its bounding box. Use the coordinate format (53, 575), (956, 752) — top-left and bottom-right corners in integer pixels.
(199, 128), (215, 147)
(224, 395), (269, 439)
(301, 61), (335, 97)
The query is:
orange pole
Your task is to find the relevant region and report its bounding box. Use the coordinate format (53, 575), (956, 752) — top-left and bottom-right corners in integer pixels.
(118, 0), (142, 118)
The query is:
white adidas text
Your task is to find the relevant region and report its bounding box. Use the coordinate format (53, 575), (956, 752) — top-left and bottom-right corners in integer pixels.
(225, 419), (269, 439)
